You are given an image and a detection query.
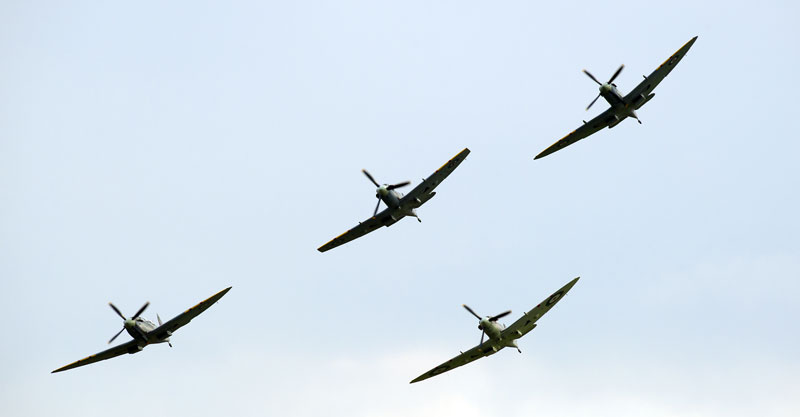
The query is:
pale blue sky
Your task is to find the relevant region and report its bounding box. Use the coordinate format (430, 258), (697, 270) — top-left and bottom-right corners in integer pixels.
(1, 1), (798, 416)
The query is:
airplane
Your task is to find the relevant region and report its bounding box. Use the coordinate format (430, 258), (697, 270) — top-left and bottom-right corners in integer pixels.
(52, 287), (231, 373)
(410, 277), (579, 383)
(317, 148), (470, 253)
(535, 36), (698, 160)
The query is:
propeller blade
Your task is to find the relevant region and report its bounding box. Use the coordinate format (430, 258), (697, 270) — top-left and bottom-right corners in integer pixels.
(586, 93), (601, 110)
(480, 330), (485, 344)
(386, 181), (410, 190)
(462, 304), (482, 320)
(108, 328), (124, 344)
(108, 302), (126, 320)
(489, 310), (512, 321)
(362, 169), (379, 187)
(607, 64), (624, 84)
(132, 302), (149, 319)
(583, 69), (602, 85)
(373, 197), (381, 217)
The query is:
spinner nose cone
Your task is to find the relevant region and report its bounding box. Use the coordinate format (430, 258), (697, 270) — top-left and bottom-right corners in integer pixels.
(124, 319), (135, 328)
(377, 185), (389, 196)
(600, 83), (612, 93)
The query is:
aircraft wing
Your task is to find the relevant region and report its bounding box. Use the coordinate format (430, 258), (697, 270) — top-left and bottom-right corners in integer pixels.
(149, 287), (232, 340)
(399, 148), (470, 209)
(52, 339), (141, 373)
(317, 207), (400, 253)
(535, 108), (617, 159)
(624, 36), (697, 109)
(410, 339), (501, 383)
(501, 277), (580, 340)
(317, 148), (468, 252)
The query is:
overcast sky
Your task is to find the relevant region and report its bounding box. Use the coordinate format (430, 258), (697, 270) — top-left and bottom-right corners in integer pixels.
(1, 1), (798, 416)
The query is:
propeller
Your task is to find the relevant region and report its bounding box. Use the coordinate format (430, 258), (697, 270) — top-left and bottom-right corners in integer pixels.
(608, 64), (624, 84)
(583, 69), (602, 85)
(583, 64), (624, 110)
(462, 304), (482, 320)
(362, 169), (379, 187)
(489, 310), (512, 321)
(106, 301), (149, 344)
(109, 302), (125, 320)
(387, 181), (410, 190)
(108, 328), (124, 344)
(373, 197), (381, 216)
(132, 302), (149, 319)
(586, 94), (601, 111)
(463, 304), (511, 344)
(362, 169), (411, 216)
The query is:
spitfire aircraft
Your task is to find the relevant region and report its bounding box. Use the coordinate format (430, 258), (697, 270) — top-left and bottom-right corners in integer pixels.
(52, 287), (231, 373)
(535, 36), (698, 159)
(410, 277), (579, 383)
(318, 148), (470, 253)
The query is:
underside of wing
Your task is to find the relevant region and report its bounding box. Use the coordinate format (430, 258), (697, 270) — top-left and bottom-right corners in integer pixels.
(317, 209), (398, 253)
(400, 148), (470, 208)
(150, 287), (232, 340)
(410, 340), (500, 383)
(535, 109), (616, 159)
(52, 339), (140, 373)
(502, 277), (580, 339)
(624, 36), (698, 108)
